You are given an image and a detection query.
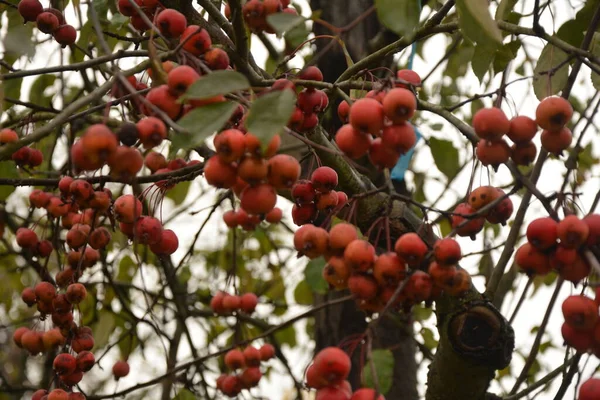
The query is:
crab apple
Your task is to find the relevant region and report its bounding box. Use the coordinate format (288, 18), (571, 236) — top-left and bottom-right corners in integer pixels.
(316, 190), (339, 211)
(21, 287), (37, 307)
(214, 129), (246, 163)
(204, 155), (238, 189)
(48, 389), (69, 400)
(88, 227), (110, 250)
(507, 115), (538, 143)
(21, 330), (44, 355)
(348, 274), (379, 300)
(225, 349), (245, 370)
(53, 353), (77, 376)
(557, 215), (589, 249)
(344, 239), (376, 272)
(29, 189), (50, 208)
(221, 375), (243, 396)
(238, 156), (269, 184)
(434, 238), (462, 266)
(13, 327), (29, 347)
(475, 139), (511, 169)
(60, 369), (84, 386)
(31, 389), (49, 400)
(404, 270), (434, 303)
(561, 323), (593, 353)
(35, 281), (56, 303)
(395, 232), (428, 266)
(66, 223), (90, 249)
(311, 166), (338, 193)
(240, 293), (258, 314)
(167, 65), (200, 97)
(116, 122), (139, 147)
(156, 9), (187, 38)
(328, 222), (359, 253)
(292, 180), (316, 204)
(298, 66), (324, 81)
(136, 117), (168, 150)
(351, 388), (386, 400)
(373, 252), (406, 287)
(237, 210), (261, 231)
(0, 128), (19, 144)
(313, 347), (351, 385)
(36, 11), (59, 34)
(16, 227), (38, 248)
(149, 229), (179, 255)
(562, 295), (598, 331)
(181, 25), (212, 55)
(267, 155), (301, 189)
(242, 0), (266, 30)
(112, 360), (130, 379)
(526, 217), (558, 250)
(205, 48), (230, 70)
(515, 242), (552, 276)
(265, 207), (283, 223)
(240, 184), (277, 215)
(381, 122), (417, 155)
(472, 107), (510, 140)
(337, 100), (351, 123)
(53, 24), (77, 47)
(365, 90), (386, 103)
(240, 366), (262, 388)
(396, 68), (421, 87)
(66, 283), (87, 304)
(468, 185), (500, 211)
(486, 192), (514, 225)
(222, 294), (242, 312)
(369, 138), (401, 169)
(334, 124), (371, 159)
(68, 392), (86, 400)
(382, 88), (417, 124)
(556, 252), (590, 284)
(296, 225), (329, 259)
(323, 256), (351, 290)
(580, 377), (600, 400)
(536, 96), (573, 132)
(259, 343), (275, 361)
(349, 98), (385, 135)
(80, 124), (118, 166)
(43, 328), (66, 350)
(243, 346), (261, 367)
(18, 0), (44, 22)
(541, 127), (572, 155)
(316, 386), (352, 400)
(292, 203), (317, 225)
(306, 363), (328, 389)
(47, 197), (70, 219)
(144, 84), (182, 120)
(584, 214), (600, 246)
(134, 216), (163, 245)
(451, 202), (485, 240)
(511, 141), (537, 165)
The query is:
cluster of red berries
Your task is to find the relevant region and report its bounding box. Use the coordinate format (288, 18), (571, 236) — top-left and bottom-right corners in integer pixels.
(450, 185), (514, 240)
(223, 0), (296, 34)
(473, 95), (573, 170)
(17, 0), (77, 47)
(285, 67), (330, 132)
(210, 291), (258, 314)
(291, 166), (348, 226)
(335, 71), (420, 170)
(295, 221), (471, 313)
(32, 388), (86, 400)
(205, 127), (301, 222)
(305, 347), (385, 400)
(560, 292), (600, 355)
(516, 214), (600, 282)
(216, 344), (276, 397)
(1, 128), (43, 168)
(15, 283), (95, 399)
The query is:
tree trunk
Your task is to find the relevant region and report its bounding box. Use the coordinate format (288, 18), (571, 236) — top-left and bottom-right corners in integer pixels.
(309, 2), (418, 399)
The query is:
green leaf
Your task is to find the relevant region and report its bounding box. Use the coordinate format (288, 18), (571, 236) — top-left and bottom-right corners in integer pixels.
(92, 312), (115, 349)
(245, 90), (296, 148)
(165, 180), (191, 205)
(421, 327), (438, 349)
(274, 324), (297, 347)
(532, 42), (570, 100)
(29, 75), (56, 108)
(3, 23), (35, 59)
(266, 13), (305, 35)
(374, 0), (421, 37)
(172, 101), (238, 152)
(293, 280), (314, 305)
(0, 161), (18, 201)
(304, 258), (328, 294)
(493, 41), (521, 74)
(172, 389), (196, 400)
(495, 0), (518, 21)
(456, 0), (502, 47)
(472, 45), (495, 83)
(428, 137), (460, 179)
(362, 349), (394, 395)
(591, 33), (600, 90)
(183, 70), (250, 100)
